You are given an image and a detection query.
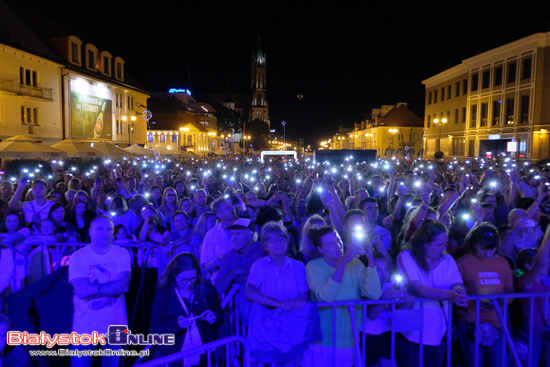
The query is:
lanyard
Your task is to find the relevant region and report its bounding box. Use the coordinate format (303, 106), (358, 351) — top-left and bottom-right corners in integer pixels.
(175, 287), (193, 316)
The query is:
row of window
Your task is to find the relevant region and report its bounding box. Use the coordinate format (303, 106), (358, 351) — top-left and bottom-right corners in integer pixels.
(148, 135), (179, 143)
(427, 95), (530, 128)
(69, 37), (124, 81)
(115, 94), (134, 110)
(115, 120), (135, 135)
(427, 57), (533, 104)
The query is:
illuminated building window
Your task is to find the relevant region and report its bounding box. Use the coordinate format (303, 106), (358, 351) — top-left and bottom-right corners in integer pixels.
(471, 73), (479, 92)
(115, 57), (124, 81)
(99, 51), (112, 76)
(68, 36), (82, 66)
(470, 105), (477, 128)
(19, 68), (37, 87)
(148, 135), (153, 142)
(522, 58), (532, 80)
(20, 106), (38, 125)
(71, 43), (79, 63)
(130, 123), (135, 135)
(172, 135), (177, 143)
(480, 103), (488, 127)
(506, 98), (515, 124)
(160, 135), (166, 142)
(128, 96), (134, 110)
(85, 44), (98, 71)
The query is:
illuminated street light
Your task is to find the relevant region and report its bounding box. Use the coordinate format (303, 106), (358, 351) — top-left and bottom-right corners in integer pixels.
(433, 117), (448, 151)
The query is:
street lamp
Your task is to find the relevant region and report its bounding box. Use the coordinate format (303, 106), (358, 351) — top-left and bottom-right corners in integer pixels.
(121, 115), (137, 146)
(433, 118), (448, 151)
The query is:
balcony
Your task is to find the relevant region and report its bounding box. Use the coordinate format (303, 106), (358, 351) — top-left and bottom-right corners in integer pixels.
(0, 78), (53, 101)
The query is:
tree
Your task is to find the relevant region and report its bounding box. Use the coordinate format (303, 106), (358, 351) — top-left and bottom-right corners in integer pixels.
(246, 118), (270, 150)
(216, 106), (242, 135)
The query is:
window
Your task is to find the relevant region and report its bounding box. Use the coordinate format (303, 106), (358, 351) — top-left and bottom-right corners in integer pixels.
(455, 109), (459, 124)
(160, 135), (165, 142)
(441, 87), (445, 101)
(452, 138), (465, 156)
(482, 70), (490, 89)
(462, 107), (466, 123)
(427, 115), (431, 128)
(114, 57), (124, 81)
(71, 43), (79, 63)
(518, 139), (527, 158)
(128, 96), (134, 110)
(87, 50), (95, 70)
(103, 56), (109, 75)
(471, 73), (479, 92)
(494, 67), (502, 86)
(20, 106), (38, 125)
(521, 95), (529, 123)
(470, 105), (477, 128)
(130, 123), (135, 135)
(480, 103), (488, 126)
(463, 79), (468, 95)
(117, 63), (122, 79)
(434, 90), (438, 103)
(492, 100), (501, 125)
(508, 63), (516, 83)
(148, 135), (153, 142)
(455, 82), (460, 97)
(19, 68), (37, 86)
(187, 135), (193, 145)
(172, 135), (177, 143)
(428, 92), (432, 105)
(522, 58), (532, 80)
(447, 85), (451, 99)
(506, 98), (515, 124)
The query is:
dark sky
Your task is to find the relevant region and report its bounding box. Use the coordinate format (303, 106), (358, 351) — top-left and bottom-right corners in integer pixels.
(22, 0), (550, 146)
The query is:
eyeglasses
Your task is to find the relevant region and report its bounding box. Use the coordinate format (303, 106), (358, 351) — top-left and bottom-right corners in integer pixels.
(175, 276), (197, 284)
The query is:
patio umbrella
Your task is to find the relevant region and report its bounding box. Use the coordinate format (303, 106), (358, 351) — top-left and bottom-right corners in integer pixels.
(92, 142), (130, 160)
(124, 144), (154, 157)
(0, 135), (68, 159)
(51, 139), (105, 158)
(151, 146), (181, 157)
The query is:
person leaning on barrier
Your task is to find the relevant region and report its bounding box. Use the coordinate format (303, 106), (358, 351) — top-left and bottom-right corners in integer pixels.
(396, 220), (467, 367)
(305, 225), (381, 367)
(456, 223), (514, 367)
(515, 225), (550, 367)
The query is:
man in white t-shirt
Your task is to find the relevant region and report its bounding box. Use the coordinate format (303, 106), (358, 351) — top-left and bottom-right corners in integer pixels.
(68, 216), (131, 367)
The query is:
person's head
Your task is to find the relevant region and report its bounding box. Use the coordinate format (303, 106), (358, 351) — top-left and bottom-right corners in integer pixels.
(517, 248), (543, 274)
(310, 226), (343, 262)
(480, 193), (497, 210)
(114, 224), (129, 240)
(172, 211), (189, 232)
(296, 199), (307, 217)
(406, 220), (448, 272)
(74, 190), (89, 204)
(229, 218), (256, 251)
(108, 195), (128, 215)
(127, 177), (137, 191)
(69, 178), (81, 191)
(49, 202), (66, 223)
(508, 208), (531, 228)
(32, 179), (48, 198)
(1, 212), (22, 233)
(180, 197), (194, 214)
(194, 189), (207, 207)
(38, 218), (55, 235)
(175, 180), (186, 195)
(65, 189), (76, 205)
(260, 221), (288, 257)
(150, 185), (162, 201)
(244, 191), (257, 204)
(153, 176), (163, 188)
(162, 187), (178, 207)
(373, 253), (389, 283)
(344, 209), (367, 233)
(193, 212), (217, 238)
(245, 205), (259, 222)
(212, 197), (235, 222)
(354, 189), (369, 208)
(464, 223), (500, 260)
(74, 200), (87, 217)
(55, 181), (67, 194)
(128, 194), (150, 216)
(358, 197), (379, 223)
(371, 175), (383, 190)
(0, 313), (12, 352)
(0, 181), (13, 199)
(89, 215), (114, 247)
(404, 171), (416, 186)
(159, 253), (201, 289)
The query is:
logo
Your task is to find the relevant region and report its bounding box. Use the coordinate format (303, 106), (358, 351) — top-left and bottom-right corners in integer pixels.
(106, 326), (175, 346)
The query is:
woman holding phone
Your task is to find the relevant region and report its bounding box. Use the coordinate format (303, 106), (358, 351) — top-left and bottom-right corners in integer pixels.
(150, 253), (223, 364)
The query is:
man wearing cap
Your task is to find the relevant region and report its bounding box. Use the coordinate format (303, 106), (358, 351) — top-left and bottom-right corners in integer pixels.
(214, 218), (265, 294)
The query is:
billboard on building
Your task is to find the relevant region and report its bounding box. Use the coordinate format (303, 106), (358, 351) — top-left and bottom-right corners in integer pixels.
(70, 79), (112, 140)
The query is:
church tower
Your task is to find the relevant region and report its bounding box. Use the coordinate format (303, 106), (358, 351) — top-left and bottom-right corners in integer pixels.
(250, 31), (269, 127)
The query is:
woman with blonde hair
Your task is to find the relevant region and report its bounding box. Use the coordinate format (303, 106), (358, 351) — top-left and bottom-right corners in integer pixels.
(158, 187), (179, 231)
(300, 214), (326, 262)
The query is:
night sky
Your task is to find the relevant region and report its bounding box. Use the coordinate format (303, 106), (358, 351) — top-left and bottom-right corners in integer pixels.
(21, 0), (550, 146)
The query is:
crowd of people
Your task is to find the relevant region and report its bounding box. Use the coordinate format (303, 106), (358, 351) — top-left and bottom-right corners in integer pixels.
(0, 153), (549, 366)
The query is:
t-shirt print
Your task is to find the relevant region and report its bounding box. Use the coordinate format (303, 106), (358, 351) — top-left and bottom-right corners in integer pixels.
(87, 263), (117, 310)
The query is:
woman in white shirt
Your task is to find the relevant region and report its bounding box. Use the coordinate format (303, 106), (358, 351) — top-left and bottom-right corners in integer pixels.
(396, 220), (468, 367)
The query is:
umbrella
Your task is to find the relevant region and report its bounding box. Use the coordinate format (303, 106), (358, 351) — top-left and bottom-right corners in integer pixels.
(124, 144), (155, 157)
(92, 142), (130, 160)
(0, 135), (68, 159)
(151, 146), (181, 157)
(51, 139), (105, 158)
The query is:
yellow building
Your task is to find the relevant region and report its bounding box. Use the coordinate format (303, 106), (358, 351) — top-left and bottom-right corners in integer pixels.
(0, 1), (150, 146)
(423, 31), (550, 160)
(328, 103), (424, 159)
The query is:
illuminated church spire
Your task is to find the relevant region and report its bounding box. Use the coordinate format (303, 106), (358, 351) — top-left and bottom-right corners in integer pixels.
(250, 29), (269, 126)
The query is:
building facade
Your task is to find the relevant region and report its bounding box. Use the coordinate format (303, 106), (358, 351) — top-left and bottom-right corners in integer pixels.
(0, 0), (149, 146)
(328, 103), (424, 159)
(423, 31), (550, 160)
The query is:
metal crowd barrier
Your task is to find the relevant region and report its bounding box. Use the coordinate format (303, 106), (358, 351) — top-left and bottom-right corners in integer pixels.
(135, 335), (251, 367)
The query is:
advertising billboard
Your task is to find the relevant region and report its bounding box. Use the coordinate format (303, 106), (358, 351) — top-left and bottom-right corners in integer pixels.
(70, 79), (112, 140)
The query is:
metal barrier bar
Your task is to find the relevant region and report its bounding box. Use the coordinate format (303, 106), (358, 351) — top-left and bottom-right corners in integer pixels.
(492, 300), (522, 366)
(446, 301), (452, 367)
(332, 305), (337, 367)
(529, 296), (534, 367)
(474, 299), (480, 367)
(348, 305), (364, 367)
(135, 335), (250, 367)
